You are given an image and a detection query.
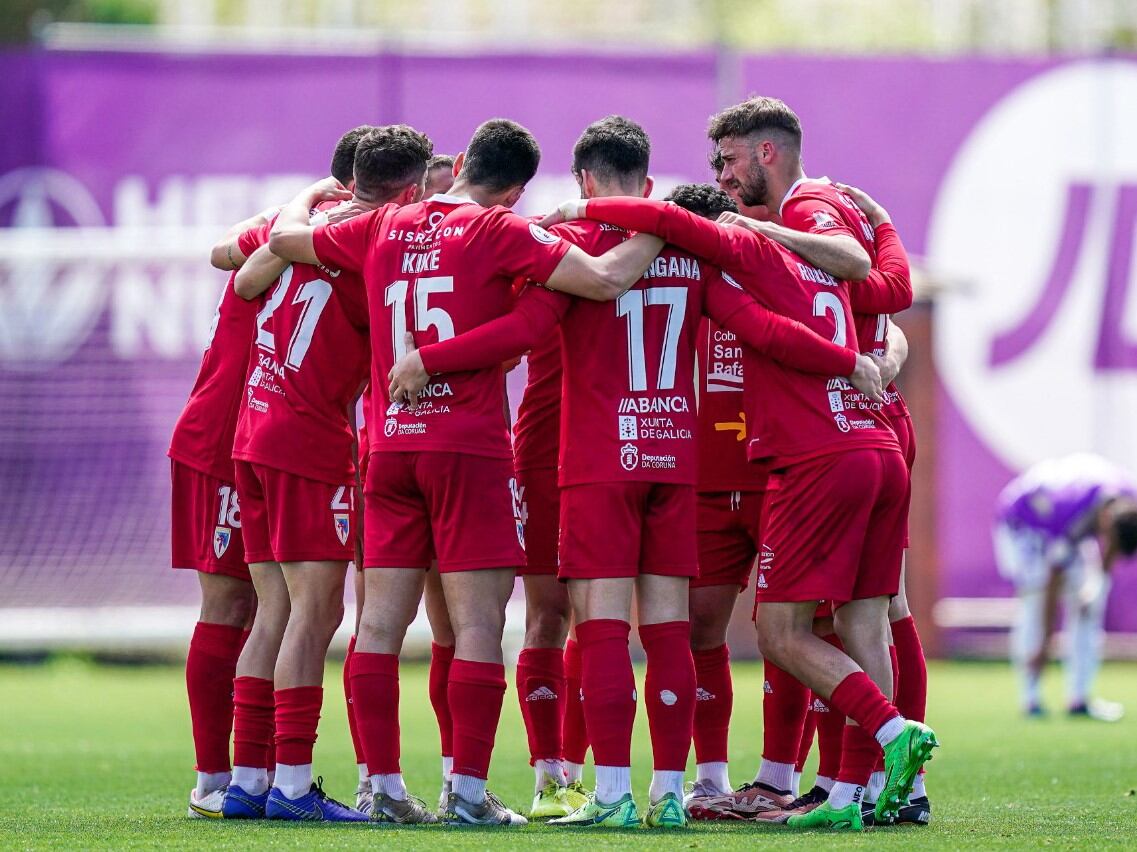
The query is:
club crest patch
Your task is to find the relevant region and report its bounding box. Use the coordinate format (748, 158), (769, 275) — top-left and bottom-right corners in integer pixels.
(334, 513), (350, 545)
(213, 526), (231, 559)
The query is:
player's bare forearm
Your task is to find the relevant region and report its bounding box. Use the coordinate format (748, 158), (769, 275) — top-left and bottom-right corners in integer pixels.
(234, 245), (288, 300)
(268, 178), (350, 265)
(738, 219), (870, 282)
(209, 206), (277, 270)
(881, 319), (909, 385)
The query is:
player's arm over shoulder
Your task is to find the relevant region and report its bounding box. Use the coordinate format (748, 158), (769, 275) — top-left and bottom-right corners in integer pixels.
(780, 195), (871, 282)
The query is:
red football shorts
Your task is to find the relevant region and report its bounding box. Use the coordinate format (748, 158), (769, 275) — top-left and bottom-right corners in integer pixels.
(363, 451), (524, 572)
(693, 490), (765, 590)
(755, 448), (909, 604)
(234, 461), (356, 564)
(558, 482), (697, 580)
(170, 460), (249, 581)
(516, 466), (559, 576)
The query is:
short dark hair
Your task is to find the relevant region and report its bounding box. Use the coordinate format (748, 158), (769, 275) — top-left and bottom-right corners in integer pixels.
(664, 183), (738, 220)
(1115, 508), (1137, 557)
(353, 124), (433, 203)
(330, 125), (378, 185)
(427, 154), (455, 172)
(572, 115), (651, 186)
(707, 96), (802, 151)
(708, 147), (724, 178)
(462, 119), (542, 193)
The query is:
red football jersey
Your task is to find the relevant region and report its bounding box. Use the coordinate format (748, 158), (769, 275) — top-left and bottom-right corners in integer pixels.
(579, 198), (900, 469)
(168, 231), (262, 482)
(231, 224), (370, 484)
(513, 328), (562, 472)
(696, 318), (767, 493)
(312, 193), (571, 459)
(781, 179), (910, 420)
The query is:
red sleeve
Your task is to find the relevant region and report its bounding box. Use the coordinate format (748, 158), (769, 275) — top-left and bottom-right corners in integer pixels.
(237, 223), (271, 256)
(848, 223), (913, 315)
(418, 286), (572, 375)
(583, 198), (769, 272)
(704, 272), (856, 376)
(781, 196), (859, 240)
(312, 206), (384, 273)
(487, 210), (572, 284)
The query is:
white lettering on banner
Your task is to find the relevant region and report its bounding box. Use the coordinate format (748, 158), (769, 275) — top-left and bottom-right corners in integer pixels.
(2, 171), (684, 365)
(929, 60), (1137, 471)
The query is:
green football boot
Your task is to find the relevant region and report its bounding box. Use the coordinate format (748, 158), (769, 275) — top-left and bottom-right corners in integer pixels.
(529, 778), (574, 819)
(548, 792), (639, 828)
(875, 720), (939, 824)
(786, 800), (864, 831)
(642, 792), (688, 828)
(564, 780), (590, 811)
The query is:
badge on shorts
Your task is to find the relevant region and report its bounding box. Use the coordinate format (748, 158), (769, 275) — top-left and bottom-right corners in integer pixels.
(213, 526), (232, 559)
(334, 513), (350, 545)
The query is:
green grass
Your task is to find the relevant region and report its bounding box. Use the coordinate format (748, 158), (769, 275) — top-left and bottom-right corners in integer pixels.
(1, 659), (1135, 848)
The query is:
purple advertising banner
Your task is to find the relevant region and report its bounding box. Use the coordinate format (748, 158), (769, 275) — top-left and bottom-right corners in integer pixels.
(1, 47), (1135, 637)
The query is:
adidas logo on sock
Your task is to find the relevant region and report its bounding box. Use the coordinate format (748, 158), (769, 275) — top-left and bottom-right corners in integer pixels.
(811, 698), (829, 713)
(526, 686), (558, 701)
(696, 687), (716, 701)
(763, 680), (773, 694)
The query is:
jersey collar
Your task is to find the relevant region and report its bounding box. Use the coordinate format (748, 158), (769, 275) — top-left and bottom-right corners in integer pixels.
(425, 192), (478, 206)
(778, 175), (831, 217)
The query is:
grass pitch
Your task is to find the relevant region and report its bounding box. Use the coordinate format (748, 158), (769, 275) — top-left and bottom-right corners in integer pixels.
(1, 658), (1135, 849)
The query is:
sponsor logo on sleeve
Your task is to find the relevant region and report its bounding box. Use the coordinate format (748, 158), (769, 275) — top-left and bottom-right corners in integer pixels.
(528, 222), (560, 245)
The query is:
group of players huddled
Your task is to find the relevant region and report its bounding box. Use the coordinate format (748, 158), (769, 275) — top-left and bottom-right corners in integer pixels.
(169, 96), (937, 831)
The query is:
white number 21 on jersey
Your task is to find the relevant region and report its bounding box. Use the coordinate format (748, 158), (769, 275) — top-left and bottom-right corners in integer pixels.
(254, 266), (334, 370)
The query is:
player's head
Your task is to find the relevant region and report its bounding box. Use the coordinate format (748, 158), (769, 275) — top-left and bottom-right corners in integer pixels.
(571, 115), (653, 199)
(424, 154), (456, 197)
(709, 145), (772, 220)
(664, 183), (737, 220)
(707, 96), (802, 208)
(1108, 501), (1137, 558)
(454, 119), (542, 208)
(352, 124), (434, 207)
(330, 125), (379, 188)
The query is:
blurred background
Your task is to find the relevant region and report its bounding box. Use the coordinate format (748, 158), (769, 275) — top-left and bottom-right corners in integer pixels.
(2, 0), (1136, 661)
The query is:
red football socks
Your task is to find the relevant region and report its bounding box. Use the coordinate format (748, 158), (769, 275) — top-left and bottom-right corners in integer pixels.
(186, 621), (243, 773)
(796, 699), (819, 772)
(892, 615), (928, 722)
(429, 642), (455, 759)
(448, 659), (507, 780)
(516, 647), (565, 764)
(815, 692), (844, 780)
(827, 671), (900, 737)
(343, 635), (366, 765)
(835, 723), (880, 788)
(692, 644), (733, 765)
(562, 638), (589, 765)
(761, 659), (810, 764)
(273, 686), (323, 767)
(640, 621), (695, 772)
(577, 619), (636, 768)
(890, 643), (900, 700)
(232, 675), (274, 770)
(348, 652), (401, 775)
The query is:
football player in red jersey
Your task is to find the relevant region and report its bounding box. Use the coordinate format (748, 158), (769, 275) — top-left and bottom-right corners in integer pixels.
(424, 154), (456, 197)
(219, 126), (433, 824)
(170, 127), (372, 820)
(709, 97), (928, 825)
(269, 118), (666, 826)
(538, 179), (938, 831)
(387, 123), (883, 827)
